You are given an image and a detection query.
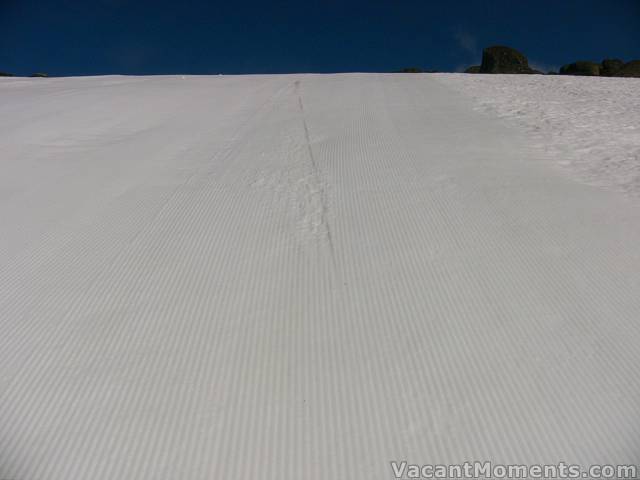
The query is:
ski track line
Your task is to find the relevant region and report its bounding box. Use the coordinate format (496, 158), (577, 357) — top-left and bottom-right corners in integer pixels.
(0, 77), (294, 391)
(1, 74), (640, 479)
(376, 76), (640, 458)
(0, 77), (297, 476)
(294, 79), (338, 271)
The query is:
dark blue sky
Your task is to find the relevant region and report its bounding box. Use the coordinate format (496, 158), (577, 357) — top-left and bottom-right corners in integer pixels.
(1, 0), (639, 76)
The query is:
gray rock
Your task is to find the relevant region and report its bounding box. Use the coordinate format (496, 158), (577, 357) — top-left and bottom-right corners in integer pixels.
(559, 61), (601, 76)
(480, 46), (534, 74)
(615, 60), (640, 78)
(601, 59), (625, 77)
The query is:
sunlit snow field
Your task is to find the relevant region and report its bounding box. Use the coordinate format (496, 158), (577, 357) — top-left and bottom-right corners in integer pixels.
(436, 74), (640, 196)
(1, 73), (639, 479)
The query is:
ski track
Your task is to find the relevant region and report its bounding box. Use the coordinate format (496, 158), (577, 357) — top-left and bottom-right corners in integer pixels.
(0, 74), (639, 479)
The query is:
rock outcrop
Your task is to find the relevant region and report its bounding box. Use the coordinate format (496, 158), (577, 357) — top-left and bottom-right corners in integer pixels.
(601, 59), (625, 77)
(462, 47), (639, 78)
(616, 60), (640, 78)
(479, 46), (535, 74)
(558, 59), (640, 78)
(559, 61), (601, 76)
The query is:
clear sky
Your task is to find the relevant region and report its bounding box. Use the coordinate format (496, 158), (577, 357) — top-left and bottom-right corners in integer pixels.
(1, 0), (639, 76)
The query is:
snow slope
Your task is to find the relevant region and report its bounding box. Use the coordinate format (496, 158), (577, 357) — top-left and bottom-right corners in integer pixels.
(434, 73), (640, 196)
(1, 74), (639, 479)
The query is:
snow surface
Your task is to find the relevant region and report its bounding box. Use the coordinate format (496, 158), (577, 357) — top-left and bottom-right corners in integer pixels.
(1, 74), (640, 479)
(434, 73), (640, 196)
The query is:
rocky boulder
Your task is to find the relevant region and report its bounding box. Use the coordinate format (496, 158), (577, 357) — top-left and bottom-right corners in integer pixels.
(601, 59), (624, 77)
(615, 60), (640, 78)
(559, 61), (601, 76)
(479, 46), (534, 74)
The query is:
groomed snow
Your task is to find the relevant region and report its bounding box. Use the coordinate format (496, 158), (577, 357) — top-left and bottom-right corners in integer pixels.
(434, 73), (640, 196)
(1, 74), (639, 479)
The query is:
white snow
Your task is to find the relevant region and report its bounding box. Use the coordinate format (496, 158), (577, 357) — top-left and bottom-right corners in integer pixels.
(1, 74), (640, 479)
(434, 73), (640, 196)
